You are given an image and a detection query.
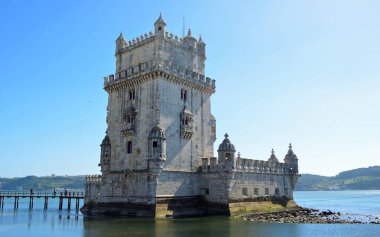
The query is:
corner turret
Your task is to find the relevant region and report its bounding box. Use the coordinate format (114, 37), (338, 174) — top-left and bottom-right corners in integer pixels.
(284, 143), (299, 194)
(284, 143), (298, 174)
(196, 35), (206, 59)
(115, 32), (126, 73)
(115, 32), (127, 53)
(154, 13), (166, 37)
(218, 133), (236, 172)
(148, 125), (166, 174)
(99, 134), (111, 173)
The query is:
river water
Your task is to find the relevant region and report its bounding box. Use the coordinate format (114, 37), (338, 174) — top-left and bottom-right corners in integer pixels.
(0, 191), (379, 237)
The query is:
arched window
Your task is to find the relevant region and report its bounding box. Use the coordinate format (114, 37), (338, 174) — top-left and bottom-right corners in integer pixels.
(127, 141), (132, 154)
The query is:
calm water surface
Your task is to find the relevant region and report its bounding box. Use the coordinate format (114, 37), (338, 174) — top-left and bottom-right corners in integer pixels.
(0, 191), (379, 237)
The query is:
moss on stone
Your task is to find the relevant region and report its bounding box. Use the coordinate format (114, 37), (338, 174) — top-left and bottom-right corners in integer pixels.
(229, 200), (300, 216)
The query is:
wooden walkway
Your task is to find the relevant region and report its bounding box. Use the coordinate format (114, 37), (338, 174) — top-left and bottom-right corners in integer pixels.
(0, 191), (84, 211)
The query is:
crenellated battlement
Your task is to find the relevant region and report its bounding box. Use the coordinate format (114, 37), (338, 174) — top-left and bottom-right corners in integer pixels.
(116, 31), (155, 53)
(115, 29), (203, 54)
(103, 59), (216, 92)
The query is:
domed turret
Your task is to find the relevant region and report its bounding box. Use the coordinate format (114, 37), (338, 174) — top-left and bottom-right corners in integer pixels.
(196, 34), (206, 58)
(284, 143), (298, 160)
(182, 28), (197, 50)
(99, 134), (111, 173)
(115, 32), (127, 52)
(268, 149), (279, 163)
(218, 133), (236, 151)
(218, 133), (237, 172)
(284, 143), (298, 174)
(148, 125), (166, 160)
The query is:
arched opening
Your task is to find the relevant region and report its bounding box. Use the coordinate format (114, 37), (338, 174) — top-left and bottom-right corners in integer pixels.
(127, 141), (132, 154)
(225, 153), (231, 160)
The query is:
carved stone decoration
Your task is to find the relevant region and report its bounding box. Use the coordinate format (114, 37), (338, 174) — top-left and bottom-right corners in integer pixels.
(121, 106), (137, 136)
(180, 106), (193, 139)
(209, 115), (216, 141)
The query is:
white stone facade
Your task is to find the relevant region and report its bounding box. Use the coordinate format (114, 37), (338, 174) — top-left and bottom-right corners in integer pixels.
(82, 15), (299, 217)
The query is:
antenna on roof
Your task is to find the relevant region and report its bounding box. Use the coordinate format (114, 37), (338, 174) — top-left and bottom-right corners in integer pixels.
(182, 17), (185, 38)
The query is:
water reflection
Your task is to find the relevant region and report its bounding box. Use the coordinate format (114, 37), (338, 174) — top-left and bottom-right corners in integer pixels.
(82, 216), (301, 237)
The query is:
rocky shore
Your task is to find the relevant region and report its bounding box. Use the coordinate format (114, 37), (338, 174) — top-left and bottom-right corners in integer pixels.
(242, 208), (380, 224)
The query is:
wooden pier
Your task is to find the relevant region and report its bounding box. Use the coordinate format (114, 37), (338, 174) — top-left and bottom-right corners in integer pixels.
(0, 191), (84, 211)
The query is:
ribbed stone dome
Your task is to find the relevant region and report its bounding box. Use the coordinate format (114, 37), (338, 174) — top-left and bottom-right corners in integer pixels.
(218, 133), (236, 151)
(285, 143), (298, 160)
(268, 149), (279, 162)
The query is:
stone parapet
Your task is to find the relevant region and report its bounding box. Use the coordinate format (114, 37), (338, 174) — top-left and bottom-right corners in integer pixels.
(85, 175), (102, 184)
(236, 158), (286, 174)
(116, 32), (155, 54)
(103, 59), (215, 93)
(200, 157), (290, 175)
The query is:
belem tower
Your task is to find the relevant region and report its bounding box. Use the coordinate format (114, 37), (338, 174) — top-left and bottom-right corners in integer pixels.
(81, 15), (299, 217)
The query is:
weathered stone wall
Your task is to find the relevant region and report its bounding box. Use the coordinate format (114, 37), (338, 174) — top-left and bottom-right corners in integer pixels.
(85, 171), (156, 205)
(107, 78), (160, 171)
(227, 172), (289, 200)
(158, 78), (213, 171)
(156, 171), (201, 197)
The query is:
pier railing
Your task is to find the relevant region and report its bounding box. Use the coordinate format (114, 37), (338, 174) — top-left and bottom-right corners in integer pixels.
(0, 191), (84, 211)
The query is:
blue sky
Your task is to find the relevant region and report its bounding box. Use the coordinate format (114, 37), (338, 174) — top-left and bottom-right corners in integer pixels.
(0, 0), (379, 177)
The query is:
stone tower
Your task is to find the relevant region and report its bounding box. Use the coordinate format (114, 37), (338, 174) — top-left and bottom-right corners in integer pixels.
(104, 14), (215, 173)
(82, 15), (299, 218)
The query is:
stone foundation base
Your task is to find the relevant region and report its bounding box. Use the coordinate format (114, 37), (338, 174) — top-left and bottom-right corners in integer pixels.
(80, 201), (156, 217)
(155, 196), (230, 218)
(81, 197), (296, 218)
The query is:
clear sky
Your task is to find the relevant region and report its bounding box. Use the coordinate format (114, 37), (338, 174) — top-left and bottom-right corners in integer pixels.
(0, 0), (379, 177)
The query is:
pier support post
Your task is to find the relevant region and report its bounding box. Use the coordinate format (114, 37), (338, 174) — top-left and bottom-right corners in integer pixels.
(29, 196), (34, 210)
(68, 198), (71, 210)
(75, 198), (79, 210)
(59, 192), (63, 210)
(14, 197), (19, 210)
(44, 197), (48, 210)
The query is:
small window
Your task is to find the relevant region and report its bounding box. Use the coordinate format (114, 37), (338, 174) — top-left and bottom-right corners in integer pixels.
(242, 187), (248, 196)
(285, 188), (288, 195)
(225, 153), (231, 160)
(158, 26), (162, 31)
(127, 141), (132, 154)
(275, 187), (280, 196)
(265, 188), (269, 195)
(254, 188), (259, 195)
(129, 89), (136, 100)
(181, 89), (187, 100)
(152, 141), (158, 147)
